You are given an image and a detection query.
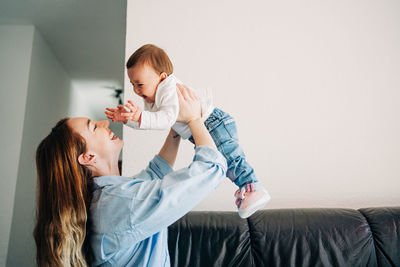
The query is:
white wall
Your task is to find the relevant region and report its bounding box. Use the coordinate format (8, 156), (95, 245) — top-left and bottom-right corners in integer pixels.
(0, 25), (34, 267)
(5, 27), (72, 267)
(123, 0), (400, 210)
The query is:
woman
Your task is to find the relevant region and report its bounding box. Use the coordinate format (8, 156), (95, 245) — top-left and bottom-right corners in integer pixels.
(34, 85), (227, 266)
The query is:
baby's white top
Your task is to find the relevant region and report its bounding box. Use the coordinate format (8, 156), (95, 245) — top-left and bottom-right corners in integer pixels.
(126, 74), (214, 139)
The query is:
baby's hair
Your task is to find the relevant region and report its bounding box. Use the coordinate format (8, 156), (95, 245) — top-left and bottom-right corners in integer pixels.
(126, 44), (173, 75)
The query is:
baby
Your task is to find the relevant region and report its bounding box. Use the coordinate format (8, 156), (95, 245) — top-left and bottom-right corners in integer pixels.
(105, 44), (270, 218)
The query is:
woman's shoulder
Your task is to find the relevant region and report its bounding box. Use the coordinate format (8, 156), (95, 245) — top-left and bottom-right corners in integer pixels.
(92, 175), (130, 188)
(92, 175), (146, 192)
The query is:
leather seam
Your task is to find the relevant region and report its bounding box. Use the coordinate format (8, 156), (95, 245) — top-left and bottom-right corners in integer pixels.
(357, 209), (393, 266)
(246, 217), (256, 266)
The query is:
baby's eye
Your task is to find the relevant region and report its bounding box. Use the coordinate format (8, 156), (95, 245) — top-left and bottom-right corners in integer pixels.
(138, 84), (143, 87)
(94, 124), (97, 131)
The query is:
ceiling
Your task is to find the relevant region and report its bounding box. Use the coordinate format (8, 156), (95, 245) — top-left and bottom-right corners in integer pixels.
(0, 0), (127, 84)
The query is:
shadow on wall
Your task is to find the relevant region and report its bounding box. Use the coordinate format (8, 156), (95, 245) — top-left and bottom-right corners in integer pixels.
(5, 30), (123, 266)
(5, 26), (73, 266)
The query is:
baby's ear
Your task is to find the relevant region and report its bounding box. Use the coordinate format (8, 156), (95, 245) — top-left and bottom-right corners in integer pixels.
(78, 153), (96, 166)
(160, 72), (168, 80)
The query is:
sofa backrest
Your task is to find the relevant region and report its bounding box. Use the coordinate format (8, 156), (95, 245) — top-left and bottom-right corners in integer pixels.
(168, 207), (400, 267)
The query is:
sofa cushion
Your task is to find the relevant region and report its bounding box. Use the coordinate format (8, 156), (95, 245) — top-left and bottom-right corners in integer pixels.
(168, 211), (254, 266)
(248, 209), (377, 267)
(359, 207), (400, 267)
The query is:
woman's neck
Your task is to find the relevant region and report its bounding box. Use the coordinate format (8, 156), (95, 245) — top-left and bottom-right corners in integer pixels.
(91, 158), (120, 177)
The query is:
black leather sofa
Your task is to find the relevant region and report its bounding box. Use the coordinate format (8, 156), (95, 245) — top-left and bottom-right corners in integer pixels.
(168, 207), (400, 267)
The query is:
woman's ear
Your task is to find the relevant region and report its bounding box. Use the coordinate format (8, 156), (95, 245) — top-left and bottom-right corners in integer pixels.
(160, 72), (167, 81)
(78, 153), (96, 166)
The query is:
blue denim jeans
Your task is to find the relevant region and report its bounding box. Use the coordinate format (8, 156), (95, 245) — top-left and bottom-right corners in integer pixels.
(190, 108), (258, 188)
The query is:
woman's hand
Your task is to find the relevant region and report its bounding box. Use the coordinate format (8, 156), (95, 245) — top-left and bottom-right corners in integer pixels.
(176, 84), (202, 124)
(176, 84), (216, 149)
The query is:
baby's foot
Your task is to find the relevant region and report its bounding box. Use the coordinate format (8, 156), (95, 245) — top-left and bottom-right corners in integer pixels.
(234, 188), (246, 207)
(234, 186), (270, 218)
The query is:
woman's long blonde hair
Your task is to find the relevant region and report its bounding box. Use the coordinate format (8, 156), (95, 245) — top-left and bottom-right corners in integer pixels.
(34, 118), (92, 266)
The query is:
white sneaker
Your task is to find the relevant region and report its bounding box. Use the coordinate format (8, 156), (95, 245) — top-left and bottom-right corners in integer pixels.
(235, 188), (271, 219)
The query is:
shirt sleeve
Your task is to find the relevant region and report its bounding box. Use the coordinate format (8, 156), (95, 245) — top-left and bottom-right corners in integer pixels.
(104, 146), (225, 245)
(128, 146), (227, 241)
(139, 85), (179, 130)
(131, 154), (174, 181)
(126, 120), (140, 129)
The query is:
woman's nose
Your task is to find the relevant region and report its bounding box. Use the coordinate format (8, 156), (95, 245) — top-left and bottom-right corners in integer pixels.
(99, 120), (109, 128)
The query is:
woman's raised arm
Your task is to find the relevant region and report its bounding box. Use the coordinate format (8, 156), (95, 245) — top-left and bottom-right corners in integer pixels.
(157, 128), (181, 167)
(157, 83), (217, 167)
(176, 83), (217, 150)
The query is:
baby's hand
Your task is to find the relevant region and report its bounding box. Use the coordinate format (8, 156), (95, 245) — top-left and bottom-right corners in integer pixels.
(121, 100), (142, 123)
(105, 105), (129, 123)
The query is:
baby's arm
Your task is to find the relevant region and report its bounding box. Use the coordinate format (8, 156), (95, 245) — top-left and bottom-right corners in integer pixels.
(121, 100), (142, 123)
(105, 101), (142, 124)
(106, 85), (179, 129)
(126, 89), (179, 130)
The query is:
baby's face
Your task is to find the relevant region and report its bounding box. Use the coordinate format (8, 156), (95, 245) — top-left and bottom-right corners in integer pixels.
(127, 64), (163, 103)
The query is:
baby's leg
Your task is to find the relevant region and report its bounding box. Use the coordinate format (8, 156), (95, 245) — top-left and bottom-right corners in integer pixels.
(204, 108), (270, 218)
(204, 108), (257, 188)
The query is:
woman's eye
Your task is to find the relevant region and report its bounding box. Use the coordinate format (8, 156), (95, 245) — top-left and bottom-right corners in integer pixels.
(138, 84), (143, 87)
(94, 125), (97, 131)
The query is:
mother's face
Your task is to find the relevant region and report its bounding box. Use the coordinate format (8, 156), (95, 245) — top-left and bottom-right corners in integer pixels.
(68, 117), (123, 163)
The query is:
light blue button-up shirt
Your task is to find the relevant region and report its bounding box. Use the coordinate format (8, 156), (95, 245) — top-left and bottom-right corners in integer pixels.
(89, 146), (227, 266)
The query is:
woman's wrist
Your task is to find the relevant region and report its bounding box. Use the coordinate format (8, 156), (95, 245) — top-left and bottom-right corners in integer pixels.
(187, 117), (202, 127)
(187, 117), (217, 150)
